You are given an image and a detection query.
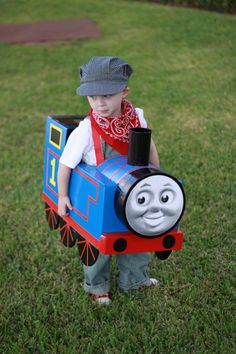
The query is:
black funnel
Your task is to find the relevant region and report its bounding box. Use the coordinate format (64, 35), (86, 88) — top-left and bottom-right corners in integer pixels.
(128, 127), (151, 166)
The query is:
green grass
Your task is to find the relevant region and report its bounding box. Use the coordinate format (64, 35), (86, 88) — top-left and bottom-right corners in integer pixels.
(1, 0), (236, 352)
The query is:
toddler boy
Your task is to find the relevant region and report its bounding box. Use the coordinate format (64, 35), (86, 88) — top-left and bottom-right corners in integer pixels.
(58, 56), (160, 304)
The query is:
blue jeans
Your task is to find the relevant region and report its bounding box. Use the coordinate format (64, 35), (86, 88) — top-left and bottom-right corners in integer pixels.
(83, 253), (152, 295)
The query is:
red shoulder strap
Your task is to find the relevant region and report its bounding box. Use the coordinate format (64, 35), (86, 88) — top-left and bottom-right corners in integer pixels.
(91, 118), (104, 166)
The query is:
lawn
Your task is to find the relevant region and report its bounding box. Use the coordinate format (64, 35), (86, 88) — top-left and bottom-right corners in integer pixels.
(0, 0), (235, 353)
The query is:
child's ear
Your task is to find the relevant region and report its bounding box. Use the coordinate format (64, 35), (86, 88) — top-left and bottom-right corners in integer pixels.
(123, 87), (129, 97)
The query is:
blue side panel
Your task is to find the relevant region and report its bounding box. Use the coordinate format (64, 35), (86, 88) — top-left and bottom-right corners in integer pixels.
(68, 164), (104, 240)
(43, 116), (68, 205)
(43, 117), (129, 240)
(43, 148), (60, 205)
(84, 161), (128, 233)
(68, 163), (128, 240)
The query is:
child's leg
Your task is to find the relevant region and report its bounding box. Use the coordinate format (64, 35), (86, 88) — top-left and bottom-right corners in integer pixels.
(83, 254), (111, 295)
(117, 253), (155, 291)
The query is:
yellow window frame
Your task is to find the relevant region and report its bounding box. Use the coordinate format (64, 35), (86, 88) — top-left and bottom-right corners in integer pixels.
(49, 124), (62, 149)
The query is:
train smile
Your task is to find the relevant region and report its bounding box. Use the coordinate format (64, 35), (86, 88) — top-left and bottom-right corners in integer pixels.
(143, 211), (163, 219)
(142, 212), (164, 227)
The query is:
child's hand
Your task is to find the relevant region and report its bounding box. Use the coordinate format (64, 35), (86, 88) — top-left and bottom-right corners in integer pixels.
(58, 196), (72, 217)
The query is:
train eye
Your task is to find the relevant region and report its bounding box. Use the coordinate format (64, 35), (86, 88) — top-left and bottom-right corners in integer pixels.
(160, 190), (174, 204)
(136, 192), (151, 206)
(161, 195), (169, 203)
(138, 196), (145, 204)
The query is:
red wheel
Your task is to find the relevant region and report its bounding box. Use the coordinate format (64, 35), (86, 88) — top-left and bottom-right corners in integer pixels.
(77, 235), (99, 266)
(45, 202), (60, 230)
(60, 219), (76, 248)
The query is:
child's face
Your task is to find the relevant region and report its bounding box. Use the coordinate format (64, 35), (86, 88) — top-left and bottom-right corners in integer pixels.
(87, 88), (128, 118)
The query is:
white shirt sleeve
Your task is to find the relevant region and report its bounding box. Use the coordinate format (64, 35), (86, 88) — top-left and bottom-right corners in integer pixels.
(59, 118), (95, 168)
(135, 108), (147, 128)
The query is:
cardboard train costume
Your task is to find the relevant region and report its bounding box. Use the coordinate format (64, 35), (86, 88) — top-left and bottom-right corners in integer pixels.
(42, 115), (185, 266)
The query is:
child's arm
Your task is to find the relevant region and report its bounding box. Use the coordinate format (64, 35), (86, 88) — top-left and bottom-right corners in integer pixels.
(57, 163), (73, 217)
(149, 138), (160, 167)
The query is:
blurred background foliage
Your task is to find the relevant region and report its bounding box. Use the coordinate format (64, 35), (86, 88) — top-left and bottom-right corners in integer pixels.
(127, 0), (236, 14)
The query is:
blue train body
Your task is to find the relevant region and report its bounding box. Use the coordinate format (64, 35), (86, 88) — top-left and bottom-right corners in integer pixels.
(43, 116), (129, 238)
(42, 115), (185, 266)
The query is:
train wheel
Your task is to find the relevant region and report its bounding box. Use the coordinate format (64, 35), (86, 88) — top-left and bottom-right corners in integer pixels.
(77, 235), (99, 266)
(155, 251), (172, 260)
(45, 202), (60, 230)
(60, 219), (76, 248)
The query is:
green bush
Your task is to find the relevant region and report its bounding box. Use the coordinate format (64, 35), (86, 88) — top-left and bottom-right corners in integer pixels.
(129, 0), (236, 13)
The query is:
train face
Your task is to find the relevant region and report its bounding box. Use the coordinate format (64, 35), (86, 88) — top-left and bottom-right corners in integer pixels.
(43, 115), (185, 266)
(123, 173), (185, 237)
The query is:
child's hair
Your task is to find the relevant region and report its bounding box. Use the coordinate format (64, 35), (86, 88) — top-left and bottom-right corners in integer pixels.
(76, 56), (133, 97)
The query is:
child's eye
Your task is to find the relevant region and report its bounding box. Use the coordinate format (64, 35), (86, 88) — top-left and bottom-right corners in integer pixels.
(103, 95), (113, 98)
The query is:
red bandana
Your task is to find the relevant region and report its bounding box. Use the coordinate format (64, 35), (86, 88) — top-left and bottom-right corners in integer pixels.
(89, 99), (140, 155)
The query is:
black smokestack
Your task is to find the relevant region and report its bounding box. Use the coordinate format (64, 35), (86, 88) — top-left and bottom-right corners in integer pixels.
(128, 127), (151, 166)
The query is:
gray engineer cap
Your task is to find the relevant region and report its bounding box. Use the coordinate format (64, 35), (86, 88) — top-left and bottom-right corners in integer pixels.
(76, 56), (133, 96)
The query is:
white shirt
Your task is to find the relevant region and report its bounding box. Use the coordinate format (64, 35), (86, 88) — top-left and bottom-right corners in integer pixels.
(60, 108), (147, 168)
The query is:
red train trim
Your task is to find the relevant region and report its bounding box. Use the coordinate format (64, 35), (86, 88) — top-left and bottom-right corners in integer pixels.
(101, 156), (127, 173)
(42, 192), (100, 249)
(107, 162), (128, 179)
(99, 230), (183, 255)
